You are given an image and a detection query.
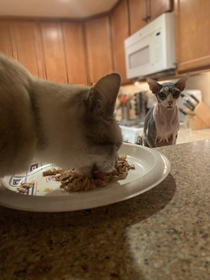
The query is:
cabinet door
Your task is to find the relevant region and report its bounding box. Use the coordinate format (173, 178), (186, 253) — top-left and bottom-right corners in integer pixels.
(85, 16), (113, 85)
(62, 22), (87, 85)
(128, 0), (147, 35)
(13, 21), (46, 79)
(0, 21), (14, 58)
(149, 0), (172, 22)
(175, 0), (210, 73)
(111, 0), (131, 84)
(41, 22), (67, 83)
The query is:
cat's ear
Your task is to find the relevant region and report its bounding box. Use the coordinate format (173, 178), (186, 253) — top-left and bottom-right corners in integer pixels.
(174, 75), (188, 91)
(146, 78), (162, 93)
(88, 73), (121, 116)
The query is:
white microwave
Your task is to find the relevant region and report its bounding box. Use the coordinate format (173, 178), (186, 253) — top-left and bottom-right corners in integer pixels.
(124, 13), (176, 79)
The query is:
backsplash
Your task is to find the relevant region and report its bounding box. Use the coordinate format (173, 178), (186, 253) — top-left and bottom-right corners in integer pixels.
(115, 81), (151, 122)
(184, 72), (210, 108)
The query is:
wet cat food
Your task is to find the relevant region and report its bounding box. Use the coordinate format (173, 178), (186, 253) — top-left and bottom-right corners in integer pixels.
(42, 155), (135, 192)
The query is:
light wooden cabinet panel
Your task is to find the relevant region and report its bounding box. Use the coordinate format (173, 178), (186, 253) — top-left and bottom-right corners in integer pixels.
(13, 21), (46, 79)
(129, 0), (172, 35)
(129, 0), (147, 35)
(85, 16), (113, 84)
(149, 0), (172, 22)
(62, 22), (87, 85)
(41, 22), (67, 83)
(0, 21), (14, 58)
(111, 0), (131, 84)
(175, 0), (210, 73)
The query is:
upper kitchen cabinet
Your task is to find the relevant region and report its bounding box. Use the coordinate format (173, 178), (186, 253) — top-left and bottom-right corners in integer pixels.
(85, 16), (113, 85)
(111, 0), (131, 84)
(149, 0), (172, 22)
(0, 21), (15, 59)
(41, 22), (68, 83)
(62, 22), (87, 85)
(129, 0), (147, 35)
(13, 21), (46, 79)
(128, 0), (172, 35)
(175, 0), (210, 74)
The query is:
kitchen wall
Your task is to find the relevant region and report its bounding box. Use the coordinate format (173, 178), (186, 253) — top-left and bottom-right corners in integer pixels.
(184, 72), (210, 108)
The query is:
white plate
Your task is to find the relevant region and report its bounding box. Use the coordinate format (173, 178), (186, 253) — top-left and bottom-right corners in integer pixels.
(0, 143), (170, 212)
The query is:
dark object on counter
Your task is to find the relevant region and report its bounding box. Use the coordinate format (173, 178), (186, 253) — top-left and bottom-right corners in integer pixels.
(134, 92), (147, 118)
(179, 108), (187, 115)
(135, 136), (143, 145)
(183, 102), (194, 111)
(186, 92), (200, 104)
(181, 94), (195, 110)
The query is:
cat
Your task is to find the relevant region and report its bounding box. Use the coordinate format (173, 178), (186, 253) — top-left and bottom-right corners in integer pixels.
(0, 54), (123, 178)
(142, 76), (188, 148)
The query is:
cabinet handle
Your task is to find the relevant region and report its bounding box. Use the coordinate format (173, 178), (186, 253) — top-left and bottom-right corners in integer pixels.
(90, 81), (93, 85)
(142, 15), (150, 22)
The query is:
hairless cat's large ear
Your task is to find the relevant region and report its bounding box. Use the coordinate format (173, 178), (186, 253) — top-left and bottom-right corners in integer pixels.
(146, 78), (162, 93)
(88, 73), (121, 115)
(174, 75), (189, 91)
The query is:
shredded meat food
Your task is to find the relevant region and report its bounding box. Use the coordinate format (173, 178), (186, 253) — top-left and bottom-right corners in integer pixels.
(42, 155), (135, 192)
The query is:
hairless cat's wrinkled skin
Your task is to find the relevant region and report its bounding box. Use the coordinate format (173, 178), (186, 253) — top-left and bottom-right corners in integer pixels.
(142, 76), (188, 148)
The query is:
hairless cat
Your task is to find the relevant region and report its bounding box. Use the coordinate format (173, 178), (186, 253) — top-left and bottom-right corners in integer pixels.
(142, 76), (188, 148)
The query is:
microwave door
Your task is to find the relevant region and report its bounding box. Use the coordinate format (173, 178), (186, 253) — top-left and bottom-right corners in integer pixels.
(125, 35), (154, 79)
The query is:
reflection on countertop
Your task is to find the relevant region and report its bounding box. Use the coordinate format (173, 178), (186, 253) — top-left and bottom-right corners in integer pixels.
(177, 127), (210, 144)
(1, 140), (210, 280)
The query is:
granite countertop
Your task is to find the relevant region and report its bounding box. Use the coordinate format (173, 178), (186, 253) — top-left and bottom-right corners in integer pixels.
(176, 127), (210, 144)
(1, 140), (210, 280)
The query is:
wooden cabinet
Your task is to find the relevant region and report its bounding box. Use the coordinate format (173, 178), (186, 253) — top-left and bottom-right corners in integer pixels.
(175, 0), (210, 74)
(0, 21), (15, 59)
(62, 22), (87, 85)
(128, 0), (172, 35)
(111, 0), (131, 84)
(13, 21), (46, 78)
(85, 16), (113, 85)
(41, 22), (68, 83)
(149, 0), (172, 22)
(0, 0), (174, 85)
(129, 0), (148, 35)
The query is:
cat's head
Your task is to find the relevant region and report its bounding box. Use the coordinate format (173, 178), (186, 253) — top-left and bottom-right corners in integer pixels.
(146, 76), (188, 110)
(78, 73), (123, 177)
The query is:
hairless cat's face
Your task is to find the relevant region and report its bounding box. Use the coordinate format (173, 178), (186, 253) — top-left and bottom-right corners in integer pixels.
(146, 76), (188, 110)
(157, 83), (181, 110)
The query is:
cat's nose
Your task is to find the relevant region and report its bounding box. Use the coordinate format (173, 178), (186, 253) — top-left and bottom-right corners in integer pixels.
(115, 160), (118, 167)
(168, 101), (173, 105)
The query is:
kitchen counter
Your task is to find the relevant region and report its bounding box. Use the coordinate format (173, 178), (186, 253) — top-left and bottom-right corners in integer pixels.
(120, 123), (210, 145)
(1, 140), (210, 280)
(177, 127), (210, 144)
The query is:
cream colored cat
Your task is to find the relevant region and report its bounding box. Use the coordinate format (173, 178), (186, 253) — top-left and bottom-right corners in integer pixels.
(0, 54), (123, 177)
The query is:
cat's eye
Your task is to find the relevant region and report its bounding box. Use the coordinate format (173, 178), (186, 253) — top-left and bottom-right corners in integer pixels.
(173, 91), (180, 97)
(159, 92), (166, 98)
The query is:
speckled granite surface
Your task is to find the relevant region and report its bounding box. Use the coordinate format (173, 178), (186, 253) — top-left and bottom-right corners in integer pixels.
(1, 140), (210, 280)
